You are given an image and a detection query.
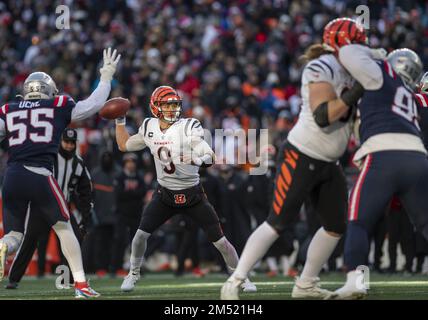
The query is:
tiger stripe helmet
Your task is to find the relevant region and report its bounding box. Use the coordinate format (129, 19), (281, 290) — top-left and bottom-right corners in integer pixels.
(149, 86), (182, 123)
(322, 18), (367, 53)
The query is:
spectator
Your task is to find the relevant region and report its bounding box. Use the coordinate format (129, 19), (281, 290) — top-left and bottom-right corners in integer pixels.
(110, 153), (146, 276)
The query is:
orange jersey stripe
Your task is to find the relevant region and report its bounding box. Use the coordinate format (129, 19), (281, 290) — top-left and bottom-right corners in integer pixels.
(274, 190), (284, 208)
(273, 201), (281, 215)
(281, 162), (293, 183)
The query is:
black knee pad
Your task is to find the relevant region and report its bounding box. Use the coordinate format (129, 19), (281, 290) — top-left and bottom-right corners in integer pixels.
(203, 223), (223, 243)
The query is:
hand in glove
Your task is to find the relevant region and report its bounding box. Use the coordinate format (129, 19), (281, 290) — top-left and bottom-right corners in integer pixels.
(100, 47), (121, 82)
(370, 48), (387, 60)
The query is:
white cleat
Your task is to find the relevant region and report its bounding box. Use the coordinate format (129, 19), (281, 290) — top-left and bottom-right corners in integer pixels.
(121, 271), (140, 292)
(333, 286), (367, 300)
(0, 242), (8, 281)
(220, 277), (243, 300)
(292, 277), (336, 300)
(331, 271), (367, 300)
(241, 278), (257, 293)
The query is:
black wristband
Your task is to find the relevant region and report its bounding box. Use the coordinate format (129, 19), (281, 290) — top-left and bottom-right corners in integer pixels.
(341, 82), (364, 107)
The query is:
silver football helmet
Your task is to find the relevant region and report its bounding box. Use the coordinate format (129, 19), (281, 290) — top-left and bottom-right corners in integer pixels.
(386, 49), (423, 89)
(419, 71), (428, 94)
(23, 72), (58, 100)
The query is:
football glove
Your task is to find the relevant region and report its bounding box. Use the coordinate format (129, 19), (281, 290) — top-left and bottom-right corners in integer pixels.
(100, 47), (121, 82)
(370, 48), (387, 60)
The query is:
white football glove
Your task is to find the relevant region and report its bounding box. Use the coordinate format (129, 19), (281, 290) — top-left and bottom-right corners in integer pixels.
(100, 47), (121, 82)
(370, 48), (387, 61)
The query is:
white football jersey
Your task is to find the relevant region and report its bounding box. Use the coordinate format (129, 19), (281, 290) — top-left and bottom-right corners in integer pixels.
(287, 53), (355, 162)
(134, 117), (206, 190)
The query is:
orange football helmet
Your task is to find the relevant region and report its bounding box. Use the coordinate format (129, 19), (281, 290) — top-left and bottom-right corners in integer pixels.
(322, 18), (367, 53)
(150, 86), (182, 123)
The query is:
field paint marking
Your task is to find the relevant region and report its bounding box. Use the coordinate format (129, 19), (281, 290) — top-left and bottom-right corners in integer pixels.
(136, 281), (428, 289)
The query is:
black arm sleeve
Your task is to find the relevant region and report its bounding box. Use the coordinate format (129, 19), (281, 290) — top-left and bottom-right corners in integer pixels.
(313, 102), (330, 128)
(341, 81), (364, 107)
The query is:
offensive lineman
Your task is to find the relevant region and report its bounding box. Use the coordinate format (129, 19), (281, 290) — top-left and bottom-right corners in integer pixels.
(221, 18), (366, 300)
(115, 85), (256, 293)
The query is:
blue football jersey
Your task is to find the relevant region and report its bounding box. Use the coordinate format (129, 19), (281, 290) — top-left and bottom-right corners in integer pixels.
(415, 92), (428, 150)
(0, 95), (75, 170)
(358, 60), (420, 144)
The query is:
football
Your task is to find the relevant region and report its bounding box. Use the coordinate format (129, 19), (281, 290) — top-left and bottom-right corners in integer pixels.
(99, 97), (131, 119)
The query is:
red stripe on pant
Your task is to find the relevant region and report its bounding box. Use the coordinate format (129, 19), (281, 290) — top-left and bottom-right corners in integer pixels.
(47, 175), (70, 220)
(348, 154), (373, 221)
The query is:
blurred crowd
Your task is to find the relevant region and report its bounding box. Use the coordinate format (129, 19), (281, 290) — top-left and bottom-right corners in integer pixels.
(1, 0), (428, 277)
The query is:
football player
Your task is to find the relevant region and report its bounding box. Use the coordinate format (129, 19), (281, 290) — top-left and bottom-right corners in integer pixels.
(115, 86), (256, 293)
(414, 72), (428, 148)
(332, 46), (428, 299)
(221, 18), (366, 300)
(0, 47), (120, 298)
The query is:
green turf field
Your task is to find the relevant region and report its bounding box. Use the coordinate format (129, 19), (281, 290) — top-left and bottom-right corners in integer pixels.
(0, 272), (427, 300)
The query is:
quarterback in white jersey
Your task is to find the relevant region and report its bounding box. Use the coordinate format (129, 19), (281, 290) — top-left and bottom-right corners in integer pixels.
(221, 18), (367, 300)
(115, 85), (256, 293)
(131, 116), (210, 190)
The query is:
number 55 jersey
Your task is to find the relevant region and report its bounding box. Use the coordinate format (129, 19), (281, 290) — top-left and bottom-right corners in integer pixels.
(0, 96), (75, 171)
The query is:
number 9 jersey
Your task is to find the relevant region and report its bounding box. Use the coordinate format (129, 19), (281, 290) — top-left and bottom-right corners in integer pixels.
(0, 96), (75, 171)
(130, 117), (210, 191)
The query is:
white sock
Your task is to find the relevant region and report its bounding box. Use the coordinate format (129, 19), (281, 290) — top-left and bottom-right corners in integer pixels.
(266, 257), (279, 272)
(213, 236), (239, 271)
(53, 221), (86, 283)
(300, 227), (340, 282)
(280, 255), (290, 275)
(1, 231), (23, 254)
(232, 222), (279, 280)
(130, 229), (151, 272)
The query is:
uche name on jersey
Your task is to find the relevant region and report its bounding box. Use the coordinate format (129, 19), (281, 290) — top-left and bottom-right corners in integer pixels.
(19, 101), (41, 109)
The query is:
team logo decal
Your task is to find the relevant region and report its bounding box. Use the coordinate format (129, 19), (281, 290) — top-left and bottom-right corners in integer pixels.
(174, 194), (186, 204)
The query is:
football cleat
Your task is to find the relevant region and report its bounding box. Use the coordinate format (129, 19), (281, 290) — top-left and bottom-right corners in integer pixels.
(330, 271), (367, 300)
(74, 281), (100, 298)
(0, 241), (8, 281)
(121, 271), (140, 292)
(332, 286), (367, 300)
(241, 278), (257, 293)
(220, 276), (243, 300)
(292, 277), (336, 300)
(5, 281), (18, 289)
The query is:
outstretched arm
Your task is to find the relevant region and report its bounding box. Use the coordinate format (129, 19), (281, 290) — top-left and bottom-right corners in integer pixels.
(71, 48), (121, 121)
(115, 118), (146, 152)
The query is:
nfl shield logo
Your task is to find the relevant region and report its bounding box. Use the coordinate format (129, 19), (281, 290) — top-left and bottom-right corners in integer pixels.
(174, 194), (186, 204)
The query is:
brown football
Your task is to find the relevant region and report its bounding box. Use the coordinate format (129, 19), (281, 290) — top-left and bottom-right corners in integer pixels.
(99, 97), (131, 119)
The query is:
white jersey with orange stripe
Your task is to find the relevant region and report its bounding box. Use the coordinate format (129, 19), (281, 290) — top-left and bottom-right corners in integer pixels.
(287, 53), (355, 162)
(126, 117), (212, 191)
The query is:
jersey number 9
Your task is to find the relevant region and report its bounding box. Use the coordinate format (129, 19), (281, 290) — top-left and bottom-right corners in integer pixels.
(157, 146), (176, 174)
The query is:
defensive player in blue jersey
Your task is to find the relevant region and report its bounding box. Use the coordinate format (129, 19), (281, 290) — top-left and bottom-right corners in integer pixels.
(332, 45), (428, 299)
(414, 72), (428, 148)
(0, 47), (120, 298)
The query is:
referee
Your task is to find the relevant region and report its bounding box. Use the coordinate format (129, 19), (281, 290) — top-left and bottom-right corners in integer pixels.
(6, 128), (93, 289)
